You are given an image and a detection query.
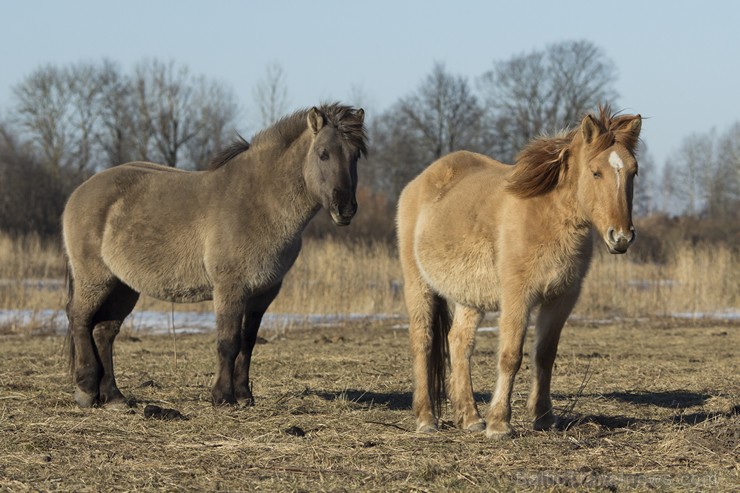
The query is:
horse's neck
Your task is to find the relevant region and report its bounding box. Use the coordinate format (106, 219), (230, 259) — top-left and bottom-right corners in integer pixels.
(540, 182), (592, 253)
(223, 136), (319, 236)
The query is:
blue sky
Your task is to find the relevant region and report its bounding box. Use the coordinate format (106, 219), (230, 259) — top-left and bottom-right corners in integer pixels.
(1, 0), (739, 171)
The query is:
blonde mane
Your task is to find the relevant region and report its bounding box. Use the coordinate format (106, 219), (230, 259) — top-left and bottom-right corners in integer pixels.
(506, 104), (640, 198)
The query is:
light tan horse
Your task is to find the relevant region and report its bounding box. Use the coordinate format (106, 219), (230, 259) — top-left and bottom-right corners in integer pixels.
(397, 105), (641, 437)
(63, 103), (366, 409)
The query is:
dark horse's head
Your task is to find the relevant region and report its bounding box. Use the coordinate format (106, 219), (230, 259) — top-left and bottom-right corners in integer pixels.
(303, 104), (367, 226)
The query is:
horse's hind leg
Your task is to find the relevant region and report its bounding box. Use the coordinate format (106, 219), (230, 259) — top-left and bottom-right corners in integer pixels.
(92, 282), (139, 408)
(448, 304), (485, 432)
(67, 277), (118, 408)
(527, 293), (578, 430)
(404, 275), (439, 433)
(233, 283), (282, 406)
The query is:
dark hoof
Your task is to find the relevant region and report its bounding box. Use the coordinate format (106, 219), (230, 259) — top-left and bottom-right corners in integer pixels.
(211, 393), (238, 407)
(533, 416), (556, 431)
(74, 388), (98, 408)
(237, 395), (255, 407)
(100, 389), (136, 409)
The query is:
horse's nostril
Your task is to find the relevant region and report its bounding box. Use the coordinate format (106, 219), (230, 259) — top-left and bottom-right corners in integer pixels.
(607, 227), (616, 244)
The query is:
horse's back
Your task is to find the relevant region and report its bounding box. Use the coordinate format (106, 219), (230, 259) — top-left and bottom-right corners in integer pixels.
(398, 151), (509, 234)
(400, 151), (506, 206)
(64, 162), (184, 238)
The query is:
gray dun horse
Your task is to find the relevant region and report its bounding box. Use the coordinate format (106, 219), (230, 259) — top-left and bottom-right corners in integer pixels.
(63, 103), (367, 408)
(397, 105), (641, 437)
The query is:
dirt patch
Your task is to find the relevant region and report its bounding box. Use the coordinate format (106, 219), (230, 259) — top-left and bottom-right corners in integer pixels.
(0, 319), (737, 491)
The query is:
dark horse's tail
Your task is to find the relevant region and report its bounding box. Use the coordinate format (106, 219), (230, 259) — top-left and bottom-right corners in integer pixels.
(429, 295), (452, 418)
(64, 260), (75, 375)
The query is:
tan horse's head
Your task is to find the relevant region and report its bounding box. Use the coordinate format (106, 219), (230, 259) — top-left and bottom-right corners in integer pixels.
(576, 111), (642, 254)
(303, 106), (366, 226)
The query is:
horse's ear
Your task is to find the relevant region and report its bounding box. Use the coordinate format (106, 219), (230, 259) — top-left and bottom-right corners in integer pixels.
(581, 114), (600, 144)
(614, 115), (642, 151)
(307, 107), (325, 134)
(355, 108), (365, 122)
(626, 115), (642, 143)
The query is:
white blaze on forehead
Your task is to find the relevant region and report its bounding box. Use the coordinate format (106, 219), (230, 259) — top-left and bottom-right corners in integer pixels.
(609, 150), (624, 190)
(609, 151), (624, 170)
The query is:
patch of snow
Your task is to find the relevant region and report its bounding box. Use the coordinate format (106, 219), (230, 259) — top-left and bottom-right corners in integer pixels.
(0, 309), (401, 335)
(671, 310), (740, 321)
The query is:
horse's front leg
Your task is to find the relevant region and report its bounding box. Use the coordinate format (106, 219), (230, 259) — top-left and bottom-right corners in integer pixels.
(528, 292), (578, 430)
(211, 288), (245, 406)
(486, 301), (530, 438)
(233, 283), (282, 406)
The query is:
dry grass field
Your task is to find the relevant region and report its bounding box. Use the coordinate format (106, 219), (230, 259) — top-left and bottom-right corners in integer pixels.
(0, 319), (737, 491)
(0, 233), (738, 322)
(0, 233), (738, 491)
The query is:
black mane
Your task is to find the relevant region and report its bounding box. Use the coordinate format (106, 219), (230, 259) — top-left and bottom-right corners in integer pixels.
(208, 134), (250, 170)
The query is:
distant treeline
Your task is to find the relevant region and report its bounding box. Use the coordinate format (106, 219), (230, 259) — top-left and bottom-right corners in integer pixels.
(0, 41), (737, 248)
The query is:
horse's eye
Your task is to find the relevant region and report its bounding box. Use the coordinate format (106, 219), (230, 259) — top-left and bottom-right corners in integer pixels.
(592, 171), (602, 179)
(318, 149), (329, 161)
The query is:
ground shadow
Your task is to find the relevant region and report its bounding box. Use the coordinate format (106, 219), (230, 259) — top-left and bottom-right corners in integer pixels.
(315, 390), (412, 410)
(553, 390), (735, 431)
(555, 413), (657, 431)
(314, 389), (489, 411)
(602, 390), (710, 408)
(673, 405), (740, 426)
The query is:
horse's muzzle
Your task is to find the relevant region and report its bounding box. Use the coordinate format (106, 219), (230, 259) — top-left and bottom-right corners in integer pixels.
(605, 226), (636, 254)
(330, 190), (357, 226)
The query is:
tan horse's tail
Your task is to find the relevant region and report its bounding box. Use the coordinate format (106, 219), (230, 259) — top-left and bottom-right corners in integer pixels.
(430, 295), (451, 418)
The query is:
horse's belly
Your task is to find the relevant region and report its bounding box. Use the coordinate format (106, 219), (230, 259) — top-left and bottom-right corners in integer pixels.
(414, 227), (500, 311)
(141, 279), (213, 303)
(101, 230), (212, 303)
(108, 255), (213, 303)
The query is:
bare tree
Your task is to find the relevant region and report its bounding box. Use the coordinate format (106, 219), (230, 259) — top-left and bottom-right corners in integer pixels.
(185, 81), (240, 170)
(711, 123), (740, 218)
(95, 60), (137, 167)
(131, 60), (239, 169)
(12, 62), (107, 179)
(133, 60), (207, 167)
(632, 143), (657, 217)
(364, 116), (429, 200)
(0, 122), (69, 236)
(668, 132), (716, 215)
(479, 40), (619, 162)
(12, 58), (240, 172)
(252, 63), (289, 128)
(367, 63), (484, 199)
(399, 62), (484, 161)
